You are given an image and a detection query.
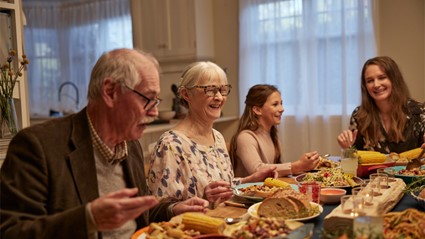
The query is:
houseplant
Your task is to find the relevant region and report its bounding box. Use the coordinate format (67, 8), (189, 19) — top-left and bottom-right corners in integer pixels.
(0, 50), (29, 138)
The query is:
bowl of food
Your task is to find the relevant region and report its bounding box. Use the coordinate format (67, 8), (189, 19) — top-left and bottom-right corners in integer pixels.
(320, 188), (347, 204)
(158, 110), (176, 120)
(384, 165), (425, 184)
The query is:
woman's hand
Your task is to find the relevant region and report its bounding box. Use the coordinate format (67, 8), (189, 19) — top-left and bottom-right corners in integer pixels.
(337, 129), (358, 149)
(241, 166), (278, 184)
(203, 181), (233, 205)
(172, 197), (209, 215)
(291, 151), (320, 174)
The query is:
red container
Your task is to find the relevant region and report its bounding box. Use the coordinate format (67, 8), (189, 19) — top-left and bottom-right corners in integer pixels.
(357, 161), (396, 178)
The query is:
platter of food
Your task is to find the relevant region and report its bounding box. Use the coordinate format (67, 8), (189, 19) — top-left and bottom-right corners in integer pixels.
(387, 148), (425, 166)
(294, 168), (363, 188)
(384, 166), (425, 184)
(132, 226), (149, 239)
(230, 217), (309, 239)
(232, 181), (298, 202)
(132, 212), (311, 239)
(383, 208), (425, 238)
(247, 201), (323, 221)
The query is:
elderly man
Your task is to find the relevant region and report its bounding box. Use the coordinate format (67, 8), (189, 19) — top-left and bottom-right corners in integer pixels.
(0, 49), (208, 239)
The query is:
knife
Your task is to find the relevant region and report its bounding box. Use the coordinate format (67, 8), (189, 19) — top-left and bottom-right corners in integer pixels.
(270, 223), (314, 239)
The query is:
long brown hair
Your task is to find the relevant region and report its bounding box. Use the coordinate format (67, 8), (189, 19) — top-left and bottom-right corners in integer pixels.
(356, 56), (410, 147)
(229, 84), (281, 170)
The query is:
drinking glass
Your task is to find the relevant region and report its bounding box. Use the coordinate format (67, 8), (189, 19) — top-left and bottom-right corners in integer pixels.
(354, 185), (374, 206)
(352, 187), (362, 196)
(341, 195), (365, 217)
(368, 176), (382, 196)
(298, 181), (321, 203)
(370, 173), (389, 190)
(340, 148), (358, 176)
(377, 168), (396, 183)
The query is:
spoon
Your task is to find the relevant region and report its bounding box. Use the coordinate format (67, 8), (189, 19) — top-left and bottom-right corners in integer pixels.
(224, 217), (242, 225)
(321, 154), (330, 158)
(406, 148), (425, 170)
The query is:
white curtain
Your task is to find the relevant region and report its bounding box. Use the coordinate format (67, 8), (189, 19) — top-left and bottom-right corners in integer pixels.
(239, 0), (376, 160)
(22, 0), (133, 117)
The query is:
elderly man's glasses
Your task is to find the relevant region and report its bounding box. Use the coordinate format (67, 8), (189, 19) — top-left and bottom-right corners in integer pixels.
(189, 84), (232, 97)
(124, 84), (161, 111)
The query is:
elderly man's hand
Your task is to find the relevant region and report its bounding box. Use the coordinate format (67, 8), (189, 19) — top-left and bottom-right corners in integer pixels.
(91, 188), (158, 231)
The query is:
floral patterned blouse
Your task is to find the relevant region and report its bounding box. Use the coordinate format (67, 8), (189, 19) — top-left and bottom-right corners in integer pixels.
(349, 100), (425, 153)
(147, 129), (234, 200)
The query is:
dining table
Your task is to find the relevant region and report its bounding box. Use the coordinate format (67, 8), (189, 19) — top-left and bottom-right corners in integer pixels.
(205, 176), (422, 239)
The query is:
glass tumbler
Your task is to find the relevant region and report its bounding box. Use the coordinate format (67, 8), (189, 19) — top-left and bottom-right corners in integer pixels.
(370, 173), (389, 190)
(340, 148), (358, 177)
(341, 195), (365, 217)
(367, 176), (382, 196)
(377, 167), (396, 183)
(298, 181), (321, 203)
(354, 185), (374, 206)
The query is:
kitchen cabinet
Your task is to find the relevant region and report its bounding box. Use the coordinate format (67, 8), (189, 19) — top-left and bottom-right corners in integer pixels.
(131, 0), (215, 66)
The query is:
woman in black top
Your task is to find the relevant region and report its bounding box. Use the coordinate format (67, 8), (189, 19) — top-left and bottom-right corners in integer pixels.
(337, 56), (425, 153)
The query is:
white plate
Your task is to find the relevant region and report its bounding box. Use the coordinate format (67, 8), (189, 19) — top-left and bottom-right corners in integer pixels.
(233, 182), (299, 202)
(247, 201), (323, 222)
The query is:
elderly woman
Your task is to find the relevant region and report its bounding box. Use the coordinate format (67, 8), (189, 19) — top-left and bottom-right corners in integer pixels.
(148, 61), (276, 204)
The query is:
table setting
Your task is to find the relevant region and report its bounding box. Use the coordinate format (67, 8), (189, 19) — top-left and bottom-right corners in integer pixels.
(133, 149), (425, 239)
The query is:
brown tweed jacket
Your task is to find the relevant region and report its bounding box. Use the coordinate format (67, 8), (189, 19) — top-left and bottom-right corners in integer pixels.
(0, 108), (173, 239)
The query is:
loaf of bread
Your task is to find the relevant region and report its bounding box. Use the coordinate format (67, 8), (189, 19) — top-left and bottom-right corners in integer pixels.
(257, 188), (311, 219)
(258, 197), (298, 219)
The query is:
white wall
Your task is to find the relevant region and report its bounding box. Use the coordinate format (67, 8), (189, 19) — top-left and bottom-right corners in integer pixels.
(375, 0), (425, 102)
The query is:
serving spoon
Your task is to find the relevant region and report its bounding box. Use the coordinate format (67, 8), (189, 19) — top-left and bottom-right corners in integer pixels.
(406, 148), (425, 170)
(224, 217), (242, 225)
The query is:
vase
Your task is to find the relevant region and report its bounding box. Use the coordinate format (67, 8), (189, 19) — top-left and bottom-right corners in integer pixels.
(0, 97), (19, 138)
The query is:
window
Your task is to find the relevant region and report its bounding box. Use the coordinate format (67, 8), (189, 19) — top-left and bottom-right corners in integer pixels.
(23, 0), (132, 117)
(239, 0), (376, 115)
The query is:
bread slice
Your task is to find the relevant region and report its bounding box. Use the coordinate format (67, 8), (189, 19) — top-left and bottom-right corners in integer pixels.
(258, 197), (299, 219)
(287, 196), (310, 218)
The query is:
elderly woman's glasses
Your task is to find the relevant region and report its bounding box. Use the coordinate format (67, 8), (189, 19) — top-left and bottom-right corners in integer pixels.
(124, 84), (162, 111)
(190, 85), (232, 97)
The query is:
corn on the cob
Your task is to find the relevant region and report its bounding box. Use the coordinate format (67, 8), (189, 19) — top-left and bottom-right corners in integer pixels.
(356, 150), (387, 164)
(182, 212), (225, 234)
(264, 177), (290, 188)
(399, 147), (423, 161)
